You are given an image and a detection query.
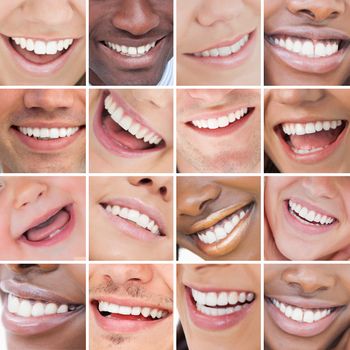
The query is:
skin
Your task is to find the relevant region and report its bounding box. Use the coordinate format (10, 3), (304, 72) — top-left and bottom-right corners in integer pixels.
(0, 0), (85, 85)
(177, 177), (260, 261)
(0, 177), (86, 260)
(89, 89), (173, 173)
(265, 177), (350, 261)
(264, 89), (350, 173)
(265, 264), (350, 350)
(177, 0), (260, 85)
(90, 176), (173, 260)
(0, 89), (86, 173)
(177, 89), (261, 173)
(89, 0), (173, 86)
(0, 264), (86, 350)
(265, 0), (350, 86)
(177, 264), (260, 350)
(89, 264), (173, 350)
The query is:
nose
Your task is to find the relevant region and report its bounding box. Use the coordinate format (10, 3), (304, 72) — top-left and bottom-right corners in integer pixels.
(177, 178), (221, 216)
(12, 179), (47, 209)
(6, 264), (59, 274)
(282, 266), (336, 294)
(23, 89), (75, 112)
(301, 177), (338, 200)
(272, 89), (325, 105)
(111, 0), (160, 35)
(100, 264), (153, 285)
(287, 0), (345, 22)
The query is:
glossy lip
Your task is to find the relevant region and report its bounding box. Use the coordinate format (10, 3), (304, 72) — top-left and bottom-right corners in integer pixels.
(18, 204), (76, 247)
(265, 26), (350, 74)
(93, 90), (166, 158)
(183, 29), (257, 69)
(189, 202), (255, 257)
(184, 285), (255, 330)
(99, 197), (167, 241)
(0, 280), (84, 335)
(265, 296), (344, 337)
(274, 120), (348, 164)
(1, 34), (83, 75)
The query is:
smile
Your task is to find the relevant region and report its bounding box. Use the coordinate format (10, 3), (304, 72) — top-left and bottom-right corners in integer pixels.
(18, 126), (80, 139)
(104, 41), (156, 57)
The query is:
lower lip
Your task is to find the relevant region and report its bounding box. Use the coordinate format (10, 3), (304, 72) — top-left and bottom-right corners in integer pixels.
(19, 204), (76, 247)
(185, 30), (257, 70)
(12, 127), (84, 153)
(185, 287), (254, 330)
(265, 39), (348, 74)
(266, 300), (342, 337)
(2, 35), (81, 75)
(93, 92), (164, 158)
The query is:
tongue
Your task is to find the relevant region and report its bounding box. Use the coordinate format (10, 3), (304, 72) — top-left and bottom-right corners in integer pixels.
(26, 209), (70, 242)
(103, 117), (152, 150)
(289, 129), (341, 149)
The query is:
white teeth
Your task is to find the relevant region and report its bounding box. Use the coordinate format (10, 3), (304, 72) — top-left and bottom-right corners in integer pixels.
(288, 199), (335, 226)
(271, 35), (340, 58)
(7, 294), (73, 318)
(271, 298), (333, 324)
(105, 41), (156, 57)
(104, 94), (163, 146)
(19, 126), (79, 139)
(12, 37), (74, 55)
(193, 34), (249, 57)
(192, 107), (249, 130)
(98, 301), (166, 319)
(282, 120), (342, 136)
(105, 204), (161, 235)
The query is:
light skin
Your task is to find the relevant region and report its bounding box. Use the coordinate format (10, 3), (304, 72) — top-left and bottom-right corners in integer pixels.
(0, 264), (86, 350)
(265, 265), (350, 350)
(0, 89), (86, 173)
(89, 89), (173, 173)
(177, 89), (261, 173)
(177, 264), (260, 350)
(0, 0), (85, 85)
(89, 176), (173, 261)
(265, 177), (350, 261)
(0, 177), (86, 260)
(177, 0), (260, 85)
(89, 0), (173, 86)
(264, 89), (350, 173)
(264, 0), (350, 86)
(89, 264), (173, 350)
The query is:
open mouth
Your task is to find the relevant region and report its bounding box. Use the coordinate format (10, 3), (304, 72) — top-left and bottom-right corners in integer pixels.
(185, 286), (255, 330)
(18, 204), (75, 247)
(93, 92), (166, 158)
(103, 40), (158, 58)
(275, 119), (348, 162)
(189, 202), (255, 257)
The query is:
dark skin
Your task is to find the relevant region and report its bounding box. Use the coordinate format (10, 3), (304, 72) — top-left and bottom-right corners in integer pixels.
(89, 0), (173, 86)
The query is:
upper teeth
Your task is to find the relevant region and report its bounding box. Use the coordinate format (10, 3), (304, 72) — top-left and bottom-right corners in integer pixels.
(270, 36), (340, 58)
(193, 34), (249, 57)
(104, 94), (162, 145)
(7, 293), (74, 317)
(192, 107), (249, 129)
(105, 41), (156, 57)
(98, 301), (167, 319)
(271, 298), (332, 323)
(197, 207), (248, 244)
(19, 127), (79, 139)
(289, 199), (335, 225)
(282, 120), (342, 136)
(105, 204), (161, 235)
(12, 37), (74, 55)
(192, 288), (255, 316)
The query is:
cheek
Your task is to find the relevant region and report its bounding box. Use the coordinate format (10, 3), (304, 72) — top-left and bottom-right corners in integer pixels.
(264, 0), (283, 19)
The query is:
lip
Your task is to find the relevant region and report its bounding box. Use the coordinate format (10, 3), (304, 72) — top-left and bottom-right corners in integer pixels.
(99, 197), (167, 241)
(1, 34), (83, 76)
(184, 286), (255, 330)
(183, 29), (257, 69)
(265, 296), (344, 337)
(93, 90), (166, 158)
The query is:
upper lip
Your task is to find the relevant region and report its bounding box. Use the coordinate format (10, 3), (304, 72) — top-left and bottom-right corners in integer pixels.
(273, 116), (348, 129)
(185, 283), (255, 294)
(13, 122), (85, 128)
(267, 295), (344, 309)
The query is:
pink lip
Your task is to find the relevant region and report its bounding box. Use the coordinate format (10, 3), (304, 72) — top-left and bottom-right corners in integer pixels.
(93, 91), (165, 158)
(2, 34), (82, 76)
(184, 287), (255, 330)
(184, 30), (257, 70)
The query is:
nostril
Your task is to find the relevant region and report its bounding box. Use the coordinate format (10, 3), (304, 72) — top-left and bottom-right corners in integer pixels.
(159, 186), (167, 196)
(199, 199), (212, 211)
(299, 9), (315, 18)
(139, 178), (152, 185)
